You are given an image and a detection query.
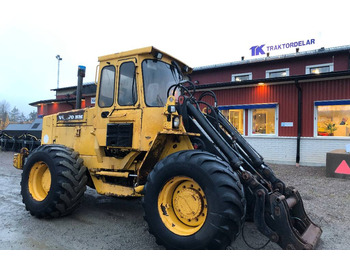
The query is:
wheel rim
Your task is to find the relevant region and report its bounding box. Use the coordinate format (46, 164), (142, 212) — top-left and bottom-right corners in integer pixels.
(158, 176), (207, 236)
(28, 161), (51, 201)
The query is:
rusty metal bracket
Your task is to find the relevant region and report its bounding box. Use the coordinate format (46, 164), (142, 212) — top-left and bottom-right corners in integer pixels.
(265, 190), (322, 249)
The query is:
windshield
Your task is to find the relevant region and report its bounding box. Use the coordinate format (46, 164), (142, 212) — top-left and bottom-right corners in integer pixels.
(142, 59), (182, 107)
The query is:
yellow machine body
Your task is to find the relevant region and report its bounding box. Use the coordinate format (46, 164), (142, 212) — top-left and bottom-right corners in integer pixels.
(14, 47), (323, 250)
(38, 47), (195, 197)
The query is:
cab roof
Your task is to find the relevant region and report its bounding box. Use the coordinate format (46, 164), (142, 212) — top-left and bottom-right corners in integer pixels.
(98, 46), (192, 74)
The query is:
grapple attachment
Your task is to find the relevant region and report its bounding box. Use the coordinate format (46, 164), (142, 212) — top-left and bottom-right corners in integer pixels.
(255, 186), (322, 249)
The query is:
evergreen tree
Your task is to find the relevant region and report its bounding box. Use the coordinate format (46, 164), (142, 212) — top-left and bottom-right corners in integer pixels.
(28, 110), (37, 121)
(9, 106), (20, 122)
(18, 112), (27, 123)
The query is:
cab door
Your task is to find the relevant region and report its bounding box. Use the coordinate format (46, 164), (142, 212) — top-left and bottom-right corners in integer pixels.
(94, 62), (117, 148)
(98, 59), (142, 151)
(97, 58), (142, 151)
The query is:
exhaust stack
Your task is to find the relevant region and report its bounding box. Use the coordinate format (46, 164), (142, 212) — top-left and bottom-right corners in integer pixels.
(76, 65), (86, 109)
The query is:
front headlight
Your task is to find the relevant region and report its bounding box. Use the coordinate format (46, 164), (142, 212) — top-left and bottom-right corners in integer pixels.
(172, 116), (180, 129)
(168, 105), (176, 113)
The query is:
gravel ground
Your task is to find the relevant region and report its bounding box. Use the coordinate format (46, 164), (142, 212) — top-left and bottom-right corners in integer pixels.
(0, 151), (349, 250)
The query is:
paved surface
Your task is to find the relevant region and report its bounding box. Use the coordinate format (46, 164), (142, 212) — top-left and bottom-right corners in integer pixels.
(0, 151), (349, 250)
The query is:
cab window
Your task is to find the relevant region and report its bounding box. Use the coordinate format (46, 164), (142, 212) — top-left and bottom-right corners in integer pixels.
(98, 65), (115, 108)
(142, 60), (180, 107)
(118, 62), (137, 106)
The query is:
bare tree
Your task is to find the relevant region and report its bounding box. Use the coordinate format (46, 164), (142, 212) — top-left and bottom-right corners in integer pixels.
(0, 100), (10, 121)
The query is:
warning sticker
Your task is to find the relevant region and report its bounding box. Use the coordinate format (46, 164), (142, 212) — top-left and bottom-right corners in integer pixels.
(335, 160), (350, 175)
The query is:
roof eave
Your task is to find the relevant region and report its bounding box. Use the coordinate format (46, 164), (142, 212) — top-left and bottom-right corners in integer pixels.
(196, 70), (350, 90)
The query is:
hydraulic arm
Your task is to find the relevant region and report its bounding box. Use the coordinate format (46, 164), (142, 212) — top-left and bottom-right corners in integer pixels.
(175, 84), (322, 250)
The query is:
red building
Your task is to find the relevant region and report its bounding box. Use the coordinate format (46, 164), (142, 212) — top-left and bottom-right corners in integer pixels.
(191, 45), (350, 166)
(30, 82), (96, 117)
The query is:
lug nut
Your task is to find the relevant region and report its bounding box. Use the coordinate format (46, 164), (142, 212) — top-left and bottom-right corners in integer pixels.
(271, 233), (279, 242)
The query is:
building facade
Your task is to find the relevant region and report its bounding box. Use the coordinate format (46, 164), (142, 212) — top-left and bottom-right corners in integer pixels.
(30, 82), (96, 117)
(191, 46), (350, 166)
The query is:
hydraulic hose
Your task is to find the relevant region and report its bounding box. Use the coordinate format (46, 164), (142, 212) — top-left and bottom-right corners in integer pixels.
(186, 100), (243, 170)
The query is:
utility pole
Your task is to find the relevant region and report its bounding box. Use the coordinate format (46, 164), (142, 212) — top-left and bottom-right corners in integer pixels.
(56, 55), (62, 89)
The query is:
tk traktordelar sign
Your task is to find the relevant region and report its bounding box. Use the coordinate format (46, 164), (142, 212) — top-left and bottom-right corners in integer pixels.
(250, 39), (316, 56)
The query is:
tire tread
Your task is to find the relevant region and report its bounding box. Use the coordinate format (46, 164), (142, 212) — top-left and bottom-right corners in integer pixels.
(21, 144), (87, 218)
(143, 150), (245, 250)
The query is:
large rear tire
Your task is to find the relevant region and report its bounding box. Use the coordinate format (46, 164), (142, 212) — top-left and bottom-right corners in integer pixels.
(21, 145), (87, 218)
(143, 150), (246, 249)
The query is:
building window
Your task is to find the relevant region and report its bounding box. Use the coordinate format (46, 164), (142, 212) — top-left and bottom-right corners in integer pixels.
(249, 105), (278, 136)
(266, 68), (289, 78)
(231, 72), (252, 82)
(306, 63), (334, 74)
(315, 100), (350, 137)
(221, 109), (244, 134)
(219, 103), (278, 136)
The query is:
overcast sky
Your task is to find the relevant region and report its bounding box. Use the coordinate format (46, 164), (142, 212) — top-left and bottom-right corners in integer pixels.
(0, 0), (349, 115)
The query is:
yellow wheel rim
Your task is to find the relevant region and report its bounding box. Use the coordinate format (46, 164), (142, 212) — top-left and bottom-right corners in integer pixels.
(158, 176), (207, 236)
(28, 161), (51, 201)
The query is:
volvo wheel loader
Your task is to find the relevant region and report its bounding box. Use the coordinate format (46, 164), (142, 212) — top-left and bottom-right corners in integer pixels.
(14, 47), (322, 250)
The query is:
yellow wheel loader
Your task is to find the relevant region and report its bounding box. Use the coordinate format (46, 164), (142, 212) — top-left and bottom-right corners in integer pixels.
(14, 47), (322, 249)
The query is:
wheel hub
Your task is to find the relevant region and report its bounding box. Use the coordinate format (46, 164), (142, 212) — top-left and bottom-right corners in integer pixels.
(173, 181), (206, 226)
(28, 161), (51, 201)
(158, 176), (207, 236)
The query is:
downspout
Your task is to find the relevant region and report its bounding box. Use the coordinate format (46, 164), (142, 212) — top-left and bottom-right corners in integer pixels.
(295, 80), (302, 167)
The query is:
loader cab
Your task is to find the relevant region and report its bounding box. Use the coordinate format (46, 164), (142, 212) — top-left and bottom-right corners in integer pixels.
(94, 47), (191, 153)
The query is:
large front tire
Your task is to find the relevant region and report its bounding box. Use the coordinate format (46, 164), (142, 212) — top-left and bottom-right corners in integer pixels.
(143, 150), (246, 249)
(21, 145), (87, 218)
